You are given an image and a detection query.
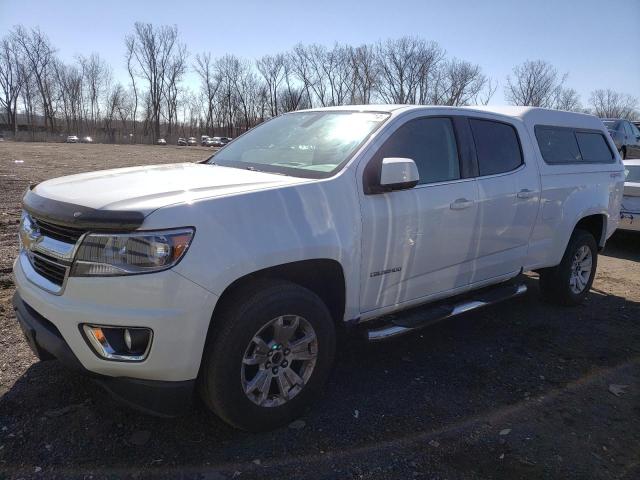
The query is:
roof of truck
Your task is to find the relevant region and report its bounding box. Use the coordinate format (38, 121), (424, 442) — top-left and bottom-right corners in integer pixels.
(299, 104), (604, 130)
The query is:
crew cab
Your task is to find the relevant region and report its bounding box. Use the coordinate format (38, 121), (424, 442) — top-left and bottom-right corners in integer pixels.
(12, 105), (624, 431)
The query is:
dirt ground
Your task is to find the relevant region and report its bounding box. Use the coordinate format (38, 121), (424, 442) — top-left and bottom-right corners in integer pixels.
(0, 141), (639, 479)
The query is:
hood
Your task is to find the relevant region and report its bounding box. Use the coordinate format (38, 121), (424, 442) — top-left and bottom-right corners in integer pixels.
(33, 162), (310, 212)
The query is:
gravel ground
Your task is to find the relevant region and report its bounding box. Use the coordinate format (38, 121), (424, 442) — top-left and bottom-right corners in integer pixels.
(0, 141), (639, 479)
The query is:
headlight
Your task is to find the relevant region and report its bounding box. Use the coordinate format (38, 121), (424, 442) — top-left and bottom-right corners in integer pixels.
(71, 228), (194, 276)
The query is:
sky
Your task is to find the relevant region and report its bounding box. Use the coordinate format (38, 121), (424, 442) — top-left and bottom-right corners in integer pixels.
(1, 0), (639, 105)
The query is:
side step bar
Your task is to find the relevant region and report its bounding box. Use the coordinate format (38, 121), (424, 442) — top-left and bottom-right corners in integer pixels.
(366, 283), (527, 342)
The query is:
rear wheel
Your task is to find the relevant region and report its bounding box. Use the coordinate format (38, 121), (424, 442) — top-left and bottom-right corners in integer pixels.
(199, 280), (336, 431)
(539, 229), (598, 306)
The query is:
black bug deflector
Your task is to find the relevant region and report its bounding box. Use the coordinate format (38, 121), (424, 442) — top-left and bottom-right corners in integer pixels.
(22, 187), (145, 231)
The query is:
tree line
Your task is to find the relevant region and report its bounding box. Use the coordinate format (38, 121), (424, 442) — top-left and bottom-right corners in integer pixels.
(1, 23), (638, 143)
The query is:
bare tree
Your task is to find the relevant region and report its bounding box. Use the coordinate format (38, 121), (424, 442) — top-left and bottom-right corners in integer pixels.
(0, 35), (27, 135)
(125, 23), (186, 140)
(194, 52), (221, 130)
(256, 53), (285, 116)
(589, 89), (639, 119)
(124, 35), (139, 139)
(78, 53), (111, 134)
(554, 87), (582, 112)
(164, 43), (187, 135)
(376, 37), (443, 104)
(104, 83), (125, 142)
(346, 44), (378, 104)
(430, 59), (493, 106)
(11, 26), (57, 131)
(279, 55), (309, 112)
(504, 60), (567, 108)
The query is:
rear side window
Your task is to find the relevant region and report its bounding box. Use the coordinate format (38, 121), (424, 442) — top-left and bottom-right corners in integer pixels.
(378, 117), (460, 185)
(575, 132), (614, 162)
(536, 127), (582, 163)
(535, 126), (614, 164)
(469, 119), (523, 176)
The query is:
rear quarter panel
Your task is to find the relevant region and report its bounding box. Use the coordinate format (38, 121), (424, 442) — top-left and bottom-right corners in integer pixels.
(524, 128), (624, 270)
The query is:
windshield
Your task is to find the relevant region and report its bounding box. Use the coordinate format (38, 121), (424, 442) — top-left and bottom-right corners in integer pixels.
(208, 111), (390, 178)
(603, 120), (619, 130)
(625, 165), (640, 183)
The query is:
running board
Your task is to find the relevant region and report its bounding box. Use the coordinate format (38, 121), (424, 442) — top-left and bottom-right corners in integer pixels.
(365, 283), (528, 342)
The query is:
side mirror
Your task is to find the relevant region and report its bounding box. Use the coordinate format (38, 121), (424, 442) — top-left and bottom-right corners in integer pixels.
(378, 157), (420, 192)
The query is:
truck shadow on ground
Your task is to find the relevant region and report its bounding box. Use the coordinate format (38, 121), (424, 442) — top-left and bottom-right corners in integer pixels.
(602, 231), (640, 262)
(1, 270), (639, 478)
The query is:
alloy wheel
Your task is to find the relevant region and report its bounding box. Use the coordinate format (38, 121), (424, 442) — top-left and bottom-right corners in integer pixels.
(241, 315), (318, 407)
(569, 245), (592, 294)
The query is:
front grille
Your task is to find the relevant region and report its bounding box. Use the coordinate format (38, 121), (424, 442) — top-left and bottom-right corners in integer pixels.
(31, 253), (67, 286)
(33, 217), (85, 243)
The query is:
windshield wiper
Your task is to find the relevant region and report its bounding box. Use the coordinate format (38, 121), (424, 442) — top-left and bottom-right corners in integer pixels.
(246, 165), (289, 176)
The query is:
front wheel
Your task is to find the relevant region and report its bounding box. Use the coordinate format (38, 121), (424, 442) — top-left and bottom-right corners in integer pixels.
(199, 280), (336, 431)
(539, 229), (598, 306)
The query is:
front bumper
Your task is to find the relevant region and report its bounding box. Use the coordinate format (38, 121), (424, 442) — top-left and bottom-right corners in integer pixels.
(13, 255), (218, 381)
(13, 291), (195, 416)
(619, 211), (640, 232)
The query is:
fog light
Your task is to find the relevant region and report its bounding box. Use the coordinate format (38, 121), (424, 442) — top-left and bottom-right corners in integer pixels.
(82, 325), (152, 361)
(124, 328), (132, 351)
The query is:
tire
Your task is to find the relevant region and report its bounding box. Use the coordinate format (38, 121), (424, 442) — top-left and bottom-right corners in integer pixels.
(539, 229), (598, 306)
(199, 280), (336, 431)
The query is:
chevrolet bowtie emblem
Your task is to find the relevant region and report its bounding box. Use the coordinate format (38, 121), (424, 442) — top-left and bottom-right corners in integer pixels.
(19, 215), (43, 251)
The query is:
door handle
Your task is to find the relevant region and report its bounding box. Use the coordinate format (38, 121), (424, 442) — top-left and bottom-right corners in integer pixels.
(450, 198), (474, 210)
(516, 189), (535, 199)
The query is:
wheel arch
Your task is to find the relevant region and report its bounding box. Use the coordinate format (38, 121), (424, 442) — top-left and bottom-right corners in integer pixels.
(572, 213), (607, 250)
(206, 259), (347, 341)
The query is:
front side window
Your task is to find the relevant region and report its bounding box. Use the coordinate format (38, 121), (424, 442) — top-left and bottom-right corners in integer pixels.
(376, 117), (460, 185)
(469, 119), (523, 176)
(208, 111), (389, 178)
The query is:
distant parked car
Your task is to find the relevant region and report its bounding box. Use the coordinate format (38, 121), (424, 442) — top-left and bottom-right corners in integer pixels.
(619, 159), (640, 232)
(187, 137), (198, 146)
(177, 137), (187, 146)
(201, 135), (210, 146)
(65, 135), (79, 143)
(81, 136), (93, 143)
(157, 138), (167, 145)
(602, 119), (640, 159)
(220, 137), (232, 144)
(207, 136), (224, 147)
(0, 133), (4, 142)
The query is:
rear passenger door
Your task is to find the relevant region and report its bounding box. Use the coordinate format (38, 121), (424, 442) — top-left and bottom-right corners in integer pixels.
(469, 118), (541, 283)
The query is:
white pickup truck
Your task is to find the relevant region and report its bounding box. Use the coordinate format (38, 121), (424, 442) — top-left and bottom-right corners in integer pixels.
(13, 105), (624, 431)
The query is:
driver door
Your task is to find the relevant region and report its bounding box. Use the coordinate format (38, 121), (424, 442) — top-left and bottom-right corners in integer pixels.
(359, 115), (479, 313)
